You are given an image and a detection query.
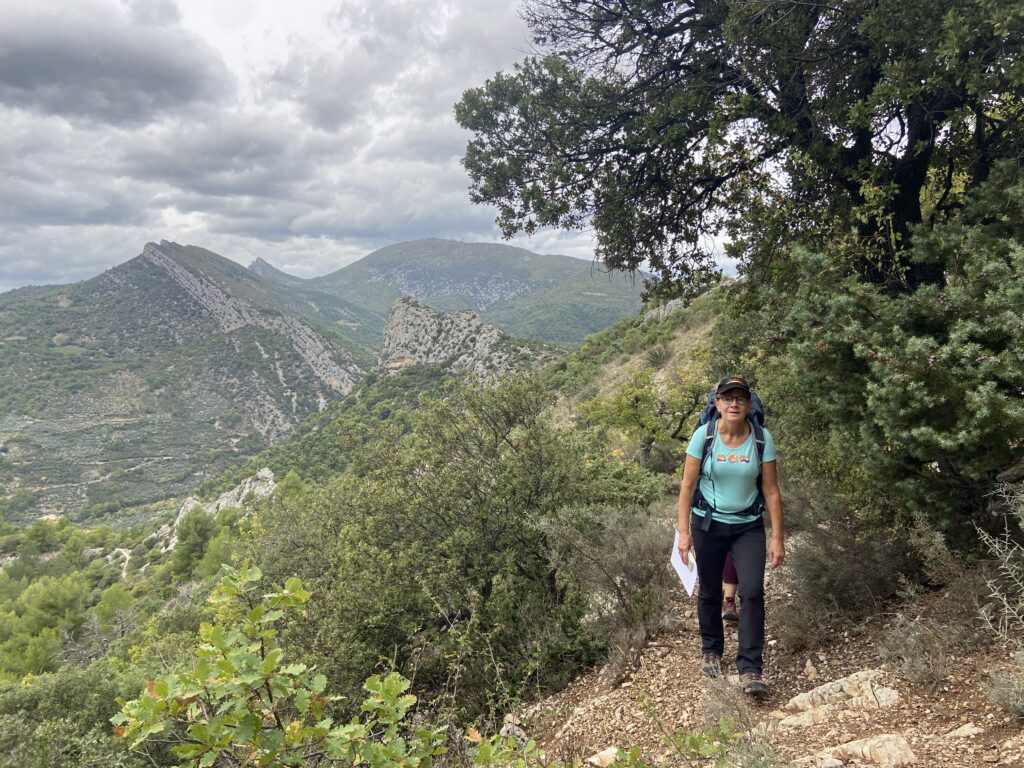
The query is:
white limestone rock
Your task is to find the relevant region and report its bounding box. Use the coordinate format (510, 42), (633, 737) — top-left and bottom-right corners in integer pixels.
(780, 669), (901, 729)
(157, 468), (277, 551)
(377, 297), (557, 380)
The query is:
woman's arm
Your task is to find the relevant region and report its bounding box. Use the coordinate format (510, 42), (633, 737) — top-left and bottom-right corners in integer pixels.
(676, 453), (701, 565)
(761, 459), (784, 568)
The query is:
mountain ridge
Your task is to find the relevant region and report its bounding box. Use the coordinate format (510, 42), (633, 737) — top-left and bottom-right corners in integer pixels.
(0, 237), (641, 522)
(308, 238), (643, 345)
(0, 241), (369, 520)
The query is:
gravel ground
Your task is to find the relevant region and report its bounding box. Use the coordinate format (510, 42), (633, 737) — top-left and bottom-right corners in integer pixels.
(517, 579), (1024, 767)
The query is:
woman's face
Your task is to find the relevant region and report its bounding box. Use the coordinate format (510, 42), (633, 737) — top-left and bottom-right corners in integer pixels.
(714, 389), (750, 422)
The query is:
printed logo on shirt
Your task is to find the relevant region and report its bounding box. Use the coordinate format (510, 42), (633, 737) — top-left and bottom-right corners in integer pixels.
(716, 452), (749, 464)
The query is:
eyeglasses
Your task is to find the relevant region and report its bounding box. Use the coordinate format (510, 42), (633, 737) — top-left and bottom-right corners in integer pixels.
(717, 396), (749, 405)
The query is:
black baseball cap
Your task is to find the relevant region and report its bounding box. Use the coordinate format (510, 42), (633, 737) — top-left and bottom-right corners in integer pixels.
(715, 375), (751, 398)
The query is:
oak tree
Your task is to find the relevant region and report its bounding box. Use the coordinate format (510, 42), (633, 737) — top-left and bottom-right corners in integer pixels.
(456, 0), (1023, 290)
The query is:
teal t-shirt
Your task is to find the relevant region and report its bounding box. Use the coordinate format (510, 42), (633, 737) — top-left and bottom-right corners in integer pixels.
(685, 424), (776, 523)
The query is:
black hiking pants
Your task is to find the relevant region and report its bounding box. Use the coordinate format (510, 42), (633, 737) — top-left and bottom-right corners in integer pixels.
(691, 515), (766, 675)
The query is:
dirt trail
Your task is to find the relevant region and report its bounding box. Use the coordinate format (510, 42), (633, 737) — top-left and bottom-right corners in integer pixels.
(518, 586), (1024, 767)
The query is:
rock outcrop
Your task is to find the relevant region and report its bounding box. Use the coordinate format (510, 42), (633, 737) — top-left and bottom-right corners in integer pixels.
(797, 734), (916, 767)
(642, 296), (689, 324)
(142, 243), (356, 393)
(157, 468), (276, 551)
(779, 669), (902, 729)
(377, 297), (558, 379)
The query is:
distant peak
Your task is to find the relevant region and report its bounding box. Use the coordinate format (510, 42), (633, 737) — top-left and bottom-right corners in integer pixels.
(248, 257), (303, 282)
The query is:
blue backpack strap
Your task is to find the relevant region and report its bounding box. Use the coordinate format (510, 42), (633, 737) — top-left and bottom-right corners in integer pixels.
(700, 413), (718, 472)
(751, 419), (765, 465)
(750, 392), (766, 426)
(693, 414), (719, 531)
(751, 417), (766, 512)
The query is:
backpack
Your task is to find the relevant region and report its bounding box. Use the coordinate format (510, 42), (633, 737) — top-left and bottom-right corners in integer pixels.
(692, 386), (766, 520)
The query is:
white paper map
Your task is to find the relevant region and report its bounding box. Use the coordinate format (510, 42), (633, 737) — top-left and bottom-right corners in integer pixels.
(670, 529), (698, 597)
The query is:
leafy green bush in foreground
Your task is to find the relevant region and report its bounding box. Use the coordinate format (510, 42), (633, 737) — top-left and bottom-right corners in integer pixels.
(115, 565), (538, 768)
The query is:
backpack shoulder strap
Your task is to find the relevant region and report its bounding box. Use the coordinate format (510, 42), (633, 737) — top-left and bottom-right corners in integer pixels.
(751, 419), (765, 466)
(751, 419), (766, 507)
(700, 414), (718, 472)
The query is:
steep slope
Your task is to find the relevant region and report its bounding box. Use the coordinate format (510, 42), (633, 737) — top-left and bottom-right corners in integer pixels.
(194, 300), (567, 501)
(0, 241), (370, 521)
(246, 258), (385, 349)
(378, 297), (559, 379)
(309, 238), (644, 346)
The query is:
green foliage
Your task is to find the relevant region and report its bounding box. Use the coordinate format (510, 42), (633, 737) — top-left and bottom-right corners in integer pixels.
(114, 565), (448, 768)
(171, 509), (217, 578)
(662, 719), (741, 766)
(94, 583), (134, 635)
(0, 489), (39, 522)
(457, 0), (1024, 290)
(773, 170), (1024, 535)
(0, 716), (142, 768)
(769, 482), (915, 651)
(579, 369), (671, 454)
(247, 375), (662, 718)
(0, 512), (190, 679)
(467, 731), (543, 768)
(704, 168), (1024, 550)
(194, 524), (237, 580)
(978, 485), (1024, 716)
(0, 658), (148, 768)
(544, 289), (719, 398)
(576, 342), (711, 471)
(542, 503), (677, 672)
(0, 572), (90, 676)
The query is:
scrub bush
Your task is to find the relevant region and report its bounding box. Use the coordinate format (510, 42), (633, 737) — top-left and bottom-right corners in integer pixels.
(978, 484), (1024, 716)
(542, 502), (676, 676)
(771, 480), (912, 651)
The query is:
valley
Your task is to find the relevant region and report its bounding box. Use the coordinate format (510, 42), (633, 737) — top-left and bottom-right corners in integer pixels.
(0, 238), (641, 522)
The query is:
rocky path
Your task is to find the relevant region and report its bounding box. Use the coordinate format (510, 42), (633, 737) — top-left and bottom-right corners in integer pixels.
(516, 587), (1023, 767)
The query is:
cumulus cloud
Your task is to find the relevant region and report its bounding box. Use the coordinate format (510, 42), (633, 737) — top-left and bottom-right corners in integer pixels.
(0, 0), (605, 293)
(0, 0), (233, 124)
(269, 0), (528, 129)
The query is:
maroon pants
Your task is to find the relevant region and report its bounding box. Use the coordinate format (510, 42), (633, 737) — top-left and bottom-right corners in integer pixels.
(723, 552), (738, 585)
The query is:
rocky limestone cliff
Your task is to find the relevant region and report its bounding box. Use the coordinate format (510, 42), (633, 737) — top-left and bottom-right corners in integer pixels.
(157, 468), (277, 551)
(642, 296), (689, 324)
(141, 243), (356, 393)
(377, 298), (558, 379)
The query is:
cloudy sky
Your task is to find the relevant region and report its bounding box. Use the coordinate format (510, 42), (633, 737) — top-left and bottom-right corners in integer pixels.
(0, 0), (601, 292)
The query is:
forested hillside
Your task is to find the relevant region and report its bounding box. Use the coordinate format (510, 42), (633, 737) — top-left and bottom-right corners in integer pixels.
(307, 238), (645, 346)
(0, 241), (369, 522)
(0, 238), (637, 522)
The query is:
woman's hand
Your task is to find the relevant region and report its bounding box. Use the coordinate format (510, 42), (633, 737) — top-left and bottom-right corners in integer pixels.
(768, 534), (785, 568)
(676, 454), (701, 566)
(677, 527), (693, 566)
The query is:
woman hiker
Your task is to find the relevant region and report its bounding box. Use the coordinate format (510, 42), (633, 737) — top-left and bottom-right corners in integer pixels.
(676, 375), (784, 697)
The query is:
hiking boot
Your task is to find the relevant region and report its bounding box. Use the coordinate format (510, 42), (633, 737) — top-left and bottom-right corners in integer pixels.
(722, 597), (739, 623)
(740, 671), (768, 697)
(701, 653), (722, 678)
